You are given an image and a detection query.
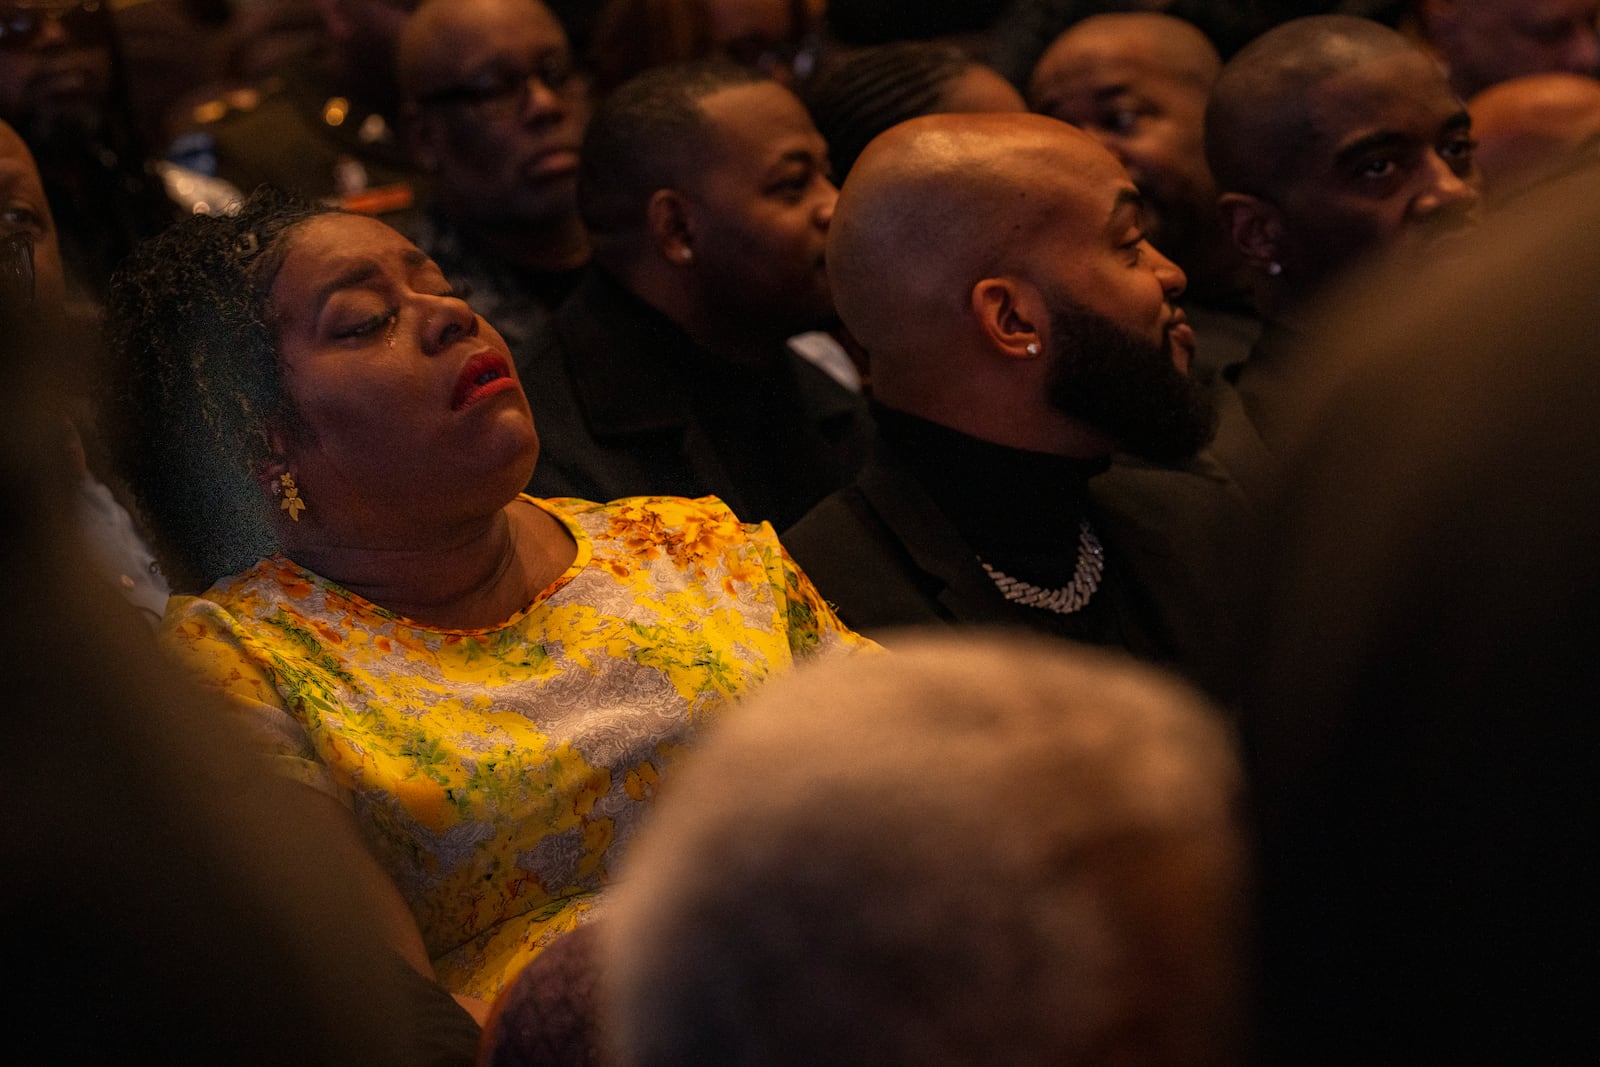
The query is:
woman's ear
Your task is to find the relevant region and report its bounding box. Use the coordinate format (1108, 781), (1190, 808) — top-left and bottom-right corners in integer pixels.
(253, 453), (286, 497)
(646, 188), (696, 266)
(253, 425), (293, 496)
(970, 276), (1045, 361)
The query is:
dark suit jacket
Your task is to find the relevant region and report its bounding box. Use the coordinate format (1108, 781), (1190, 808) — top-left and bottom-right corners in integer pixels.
(783, 438), (1251, 698)
(520, 266), (871, 528)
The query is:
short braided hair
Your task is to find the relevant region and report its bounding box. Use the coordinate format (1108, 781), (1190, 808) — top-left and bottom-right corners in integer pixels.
(803, 41), (976, 183)
(103, 190), (337, 593)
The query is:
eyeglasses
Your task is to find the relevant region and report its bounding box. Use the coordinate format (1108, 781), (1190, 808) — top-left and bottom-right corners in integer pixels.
(414, 53), (583, 117)
(0, 1), (106, 52)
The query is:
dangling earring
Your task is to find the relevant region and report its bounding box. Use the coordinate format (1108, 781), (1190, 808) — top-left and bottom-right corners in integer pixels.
(274, 472), (306, 522)
(1267, 261), (1283, 277)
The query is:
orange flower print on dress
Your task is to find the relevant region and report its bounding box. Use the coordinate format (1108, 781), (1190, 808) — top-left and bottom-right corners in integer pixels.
(624, 760), (661, 801)
(161, 494), (868, 1002)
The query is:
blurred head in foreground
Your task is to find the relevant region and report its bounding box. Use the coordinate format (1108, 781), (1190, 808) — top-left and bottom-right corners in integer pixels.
(0, 178), (474, 1065)
(1467, 71), (1600, 203)
(1418, 0), (1600, 98)
(602, 634), (1248, 1067)
(1238, 161), (1600, 1065)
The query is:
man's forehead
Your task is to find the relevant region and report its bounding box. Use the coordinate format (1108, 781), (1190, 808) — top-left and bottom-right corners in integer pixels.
(701, 79), (788, 112)
(1303, 53), (1461, 135)
(0, 135), (41, 186)
(1039, 34), (1162, 90)
(0, 155), (33, 180)
(1023, 145), (1142, 229)
(1024, 121), (1128, 171)
(700, 82), (818, 148)
(410, 0), (564, 74)
(0, 165), (37, 206)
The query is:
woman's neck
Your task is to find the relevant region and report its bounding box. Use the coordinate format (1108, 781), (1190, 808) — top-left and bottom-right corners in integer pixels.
(285, 501), (576, 630)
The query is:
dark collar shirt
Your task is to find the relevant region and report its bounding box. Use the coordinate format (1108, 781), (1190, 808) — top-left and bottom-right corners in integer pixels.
(519, 265), (871, 529)
(785, 405), (1251, 696)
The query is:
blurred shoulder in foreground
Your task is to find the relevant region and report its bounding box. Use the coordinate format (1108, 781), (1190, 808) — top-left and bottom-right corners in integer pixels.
(1239, 157), (1600, 1065)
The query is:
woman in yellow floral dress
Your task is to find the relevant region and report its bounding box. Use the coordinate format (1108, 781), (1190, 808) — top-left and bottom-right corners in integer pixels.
(105, 193), (864, 1020)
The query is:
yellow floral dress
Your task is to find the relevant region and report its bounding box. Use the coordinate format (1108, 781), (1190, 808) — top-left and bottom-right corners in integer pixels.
(162, 495), (864, 999)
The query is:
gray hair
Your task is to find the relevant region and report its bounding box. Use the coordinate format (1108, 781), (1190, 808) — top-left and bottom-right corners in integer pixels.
(602, 632), (1248, 1066)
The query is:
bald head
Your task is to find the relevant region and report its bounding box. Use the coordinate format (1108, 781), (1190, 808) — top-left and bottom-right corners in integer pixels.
(831, 113), (1123, 363)
(832, 112), (1209, 461)
(1206, 16), (1431, 197)
(399, 0), (565, 95)
(1030, 12), (1220, 109)
(1469, 73), (1600, 200)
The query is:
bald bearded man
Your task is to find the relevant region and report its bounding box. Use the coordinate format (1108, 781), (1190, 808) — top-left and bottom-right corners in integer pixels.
(784, 113), (1244, 690)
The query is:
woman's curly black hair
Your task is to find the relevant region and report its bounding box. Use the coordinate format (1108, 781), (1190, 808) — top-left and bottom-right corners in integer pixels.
(103, 190), (339, 594)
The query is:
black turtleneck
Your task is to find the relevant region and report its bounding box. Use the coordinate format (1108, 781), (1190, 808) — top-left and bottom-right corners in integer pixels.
(874, 405), (1109, 580)
(778, 395), (1231, 661)
(873, 404), (1132, 645)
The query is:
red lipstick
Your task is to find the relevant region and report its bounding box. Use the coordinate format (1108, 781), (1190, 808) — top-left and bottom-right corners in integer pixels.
(451, 351), (518, 411)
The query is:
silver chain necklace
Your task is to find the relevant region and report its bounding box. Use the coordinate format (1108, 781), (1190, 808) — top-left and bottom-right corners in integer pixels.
(980, 519), (1104, 615)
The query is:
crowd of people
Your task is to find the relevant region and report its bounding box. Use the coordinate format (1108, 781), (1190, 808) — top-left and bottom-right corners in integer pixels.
(4, 0), (1598, 1063)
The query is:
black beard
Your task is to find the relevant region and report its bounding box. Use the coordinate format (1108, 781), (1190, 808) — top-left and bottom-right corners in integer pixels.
(1046, 299), (1216, 465)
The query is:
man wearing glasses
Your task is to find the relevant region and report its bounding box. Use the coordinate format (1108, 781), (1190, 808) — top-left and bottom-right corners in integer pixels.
(396, 0), (591, 347)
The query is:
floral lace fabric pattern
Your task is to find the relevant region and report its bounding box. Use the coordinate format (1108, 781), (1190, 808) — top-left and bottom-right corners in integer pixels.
(163, 495), (863, 997)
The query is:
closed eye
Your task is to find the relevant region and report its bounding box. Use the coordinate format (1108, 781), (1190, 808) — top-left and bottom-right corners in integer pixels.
(334, 307), (397, 339)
